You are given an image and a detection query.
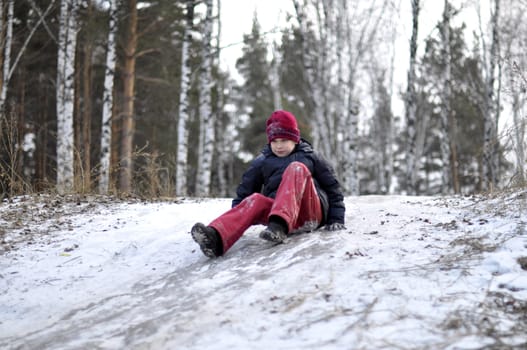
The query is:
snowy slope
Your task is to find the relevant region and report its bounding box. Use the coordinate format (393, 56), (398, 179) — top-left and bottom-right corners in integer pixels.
(0, 192), (526, 349)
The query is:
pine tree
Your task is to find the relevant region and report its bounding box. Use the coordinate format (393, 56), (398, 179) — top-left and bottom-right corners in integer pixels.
(118, 0), (138, 194)
(420, 20), (490, 194)
(235, 14), (274, 156)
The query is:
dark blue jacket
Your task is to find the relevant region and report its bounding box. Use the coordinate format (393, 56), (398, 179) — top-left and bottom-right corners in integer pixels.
(232, 139), (345, 226)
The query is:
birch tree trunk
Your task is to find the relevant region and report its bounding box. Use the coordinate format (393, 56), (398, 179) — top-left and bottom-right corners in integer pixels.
(196, 0), (214, 197)
(405, 0), (419, 195)
(119, 0), (137, 193)
(342, 0), (388, 195)
(336, 0), (351, 193)
(56, 0), (79, 194)
(214, 0), (228, 196)
(341, 0), (359, 195)
(492, 0), (502, 188)
(0, 0), (13, 112)
(482, 0), (500, 191)
(511, 73), (525, 184)
(384, 1), (400, 194)
(439, 0), (459, 194)
(0, 0), (3, 104)
(99, 0), (118, 194)
(501, 1), (526, 183)
(507, 10), (527, 185)
(175, 0), (194, 196)
(271, 43), (282, 111)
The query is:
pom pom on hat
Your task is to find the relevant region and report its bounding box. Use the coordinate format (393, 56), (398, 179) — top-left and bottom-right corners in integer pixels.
(266, 110), (301, 143)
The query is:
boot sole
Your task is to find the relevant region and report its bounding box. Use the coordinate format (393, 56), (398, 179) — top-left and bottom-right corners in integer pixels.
(191, 223), (218, 258)
(259, 228), (286, 243)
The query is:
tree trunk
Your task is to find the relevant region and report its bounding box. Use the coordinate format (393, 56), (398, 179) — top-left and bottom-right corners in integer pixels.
(110, 96), (120, 192)
(510, 64), (525, 184)
(405, 0), (419, 195)
(0, 0), (13, 112)
(214, 0), (228, 196)
(56, 0), (79, 194)
(196, 0), (214, 197)
(440, 0), (458, 194)
(0, 0), (4, 99)
(119, 0), (138, 194)
(271, 43), (282, 111)
(99, 0), (118, 194)
(74, 49), (82, 190)
(175, 0), (194, 196)
(16, 70), (26, 188)
(483, 0), (500, 191)
(81, 1), (94, 192)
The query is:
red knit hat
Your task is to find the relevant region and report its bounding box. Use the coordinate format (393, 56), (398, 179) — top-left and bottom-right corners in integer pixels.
(266, 110), (301, 143)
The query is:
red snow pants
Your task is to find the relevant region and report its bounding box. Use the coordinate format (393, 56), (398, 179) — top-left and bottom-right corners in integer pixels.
(209, 161), (323, 254)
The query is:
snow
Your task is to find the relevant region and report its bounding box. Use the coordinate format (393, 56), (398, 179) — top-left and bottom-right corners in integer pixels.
(1, 191), (526, 349)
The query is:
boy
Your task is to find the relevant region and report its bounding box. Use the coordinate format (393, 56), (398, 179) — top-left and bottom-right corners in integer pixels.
(191, 110), (346, 258)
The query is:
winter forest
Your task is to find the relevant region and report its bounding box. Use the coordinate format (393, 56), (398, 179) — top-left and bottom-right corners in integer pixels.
(0, 0), (525, 199)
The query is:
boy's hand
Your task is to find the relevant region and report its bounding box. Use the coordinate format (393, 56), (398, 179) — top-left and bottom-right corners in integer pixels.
(325, 222), (346, 231)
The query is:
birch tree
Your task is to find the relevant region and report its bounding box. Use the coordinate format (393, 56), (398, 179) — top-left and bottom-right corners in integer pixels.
(175, 0), (194, 196)
(99, 0), (119, 194)
(0, 0), (13, 113)
(381, 0), (401, 194)
(501, 2), (526, 185)
(342, 21), (360, 196)
(405, 0), (420, 195)
(271, 43), (282, 111)
(80, 1), (95, 191)
(56, 0), (80, 194)
(195, 0), (214, 197)
(439, 0), (460, 194)
(340, 0), (388, 195)
(291, 0), (388, 195)
(439, 1), (451, 193)
(481, 0), (501, 190)
(510, 62), (526, 184)
(370, 70), (394, 194)
(213, 0), (229, 196)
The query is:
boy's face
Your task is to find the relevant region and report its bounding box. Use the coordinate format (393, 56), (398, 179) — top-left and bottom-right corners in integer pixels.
(270, 138), (297, 157)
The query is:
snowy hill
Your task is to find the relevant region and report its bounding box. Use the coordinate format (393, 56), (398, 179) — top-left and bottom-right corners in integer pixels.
(1, 191), (526, 349)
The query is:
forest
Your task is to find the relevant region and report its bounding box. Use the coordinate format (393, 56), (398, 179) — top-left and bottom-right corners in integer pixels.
(0, 0), (525, 199)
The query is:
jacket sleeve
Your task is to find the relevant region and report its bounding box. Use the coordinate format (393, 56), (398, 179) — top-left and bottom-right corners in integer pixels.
(313, 155), (345, 224)
(232, 155), (265, 207)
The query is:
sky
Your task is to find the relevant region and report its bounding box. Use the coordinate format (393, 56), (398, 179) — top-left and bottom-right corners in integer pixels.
(0, 191), (526, 348)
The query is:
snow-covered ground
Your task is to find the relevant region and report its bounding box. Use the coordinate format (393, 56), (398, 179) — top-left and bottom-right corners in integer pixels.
(0, 191), (526, 349)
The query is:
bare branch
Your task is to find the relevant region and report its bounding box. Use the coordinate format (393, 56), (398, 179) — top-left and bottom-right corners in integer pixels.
(9, 0), (57, 82)
(25, 0), (58, 42)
